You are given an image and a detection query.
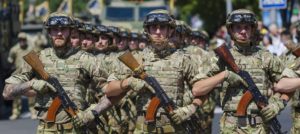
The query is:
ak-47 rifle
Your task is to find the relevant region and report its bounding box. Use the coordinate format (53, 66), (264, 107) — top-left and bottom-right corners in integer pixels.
(213, 43), (284, 134)
(23, 51), (102, 132)
(118, 52), (197, 134)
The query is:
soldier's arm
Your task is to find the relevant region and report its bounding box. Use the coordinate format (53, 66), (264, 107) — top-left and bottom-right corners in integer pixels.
(104, 77), (130, 97)
(265, 52), (299, 93)
(3, 81), (36, 100)
(192, 71), (227, 96)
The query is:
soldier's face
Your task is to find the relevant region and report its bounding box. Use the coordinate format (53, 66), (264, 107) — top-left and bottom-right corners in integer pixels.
(70, 29), (81, 48)
(149, 25), (169, 38)
(139, 42), (146, 50)
(95, 35), (109, 51)
(81, 33), (96, 51)
(49, 27), (70, 48)
(129, 39), (139, 50)
(18, 38), (27, 48)
(117, 37), (128, 51)
(232, 24), (252, 43)
(191, 37), (206, 49)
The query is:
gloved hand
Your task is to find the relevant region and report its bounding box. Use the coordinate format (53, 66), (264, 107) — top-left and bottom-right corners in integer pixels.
(260, 95), (285, 122)
(30, 79), (56, 94)
(127, 77), (155, 93)
(224, 70), (247, 87)
(170, 104), (197, 124)
(72, 109), (96, 128)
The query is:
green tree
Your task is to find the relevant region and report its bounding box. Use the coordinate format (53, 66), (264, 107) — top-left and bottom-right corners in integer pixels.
(176, 0), (259, 34)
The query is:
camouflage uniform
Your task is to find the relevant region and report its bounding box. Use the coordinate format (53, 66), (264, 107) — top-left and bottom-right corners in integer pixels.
(5, 12), (108, 134)
(7, 32), (34, 120)
(206, 9), (297, 134)
(104, 51), (140, 134)
(183, 45), (216, 134)
(6, 48), (108, 134)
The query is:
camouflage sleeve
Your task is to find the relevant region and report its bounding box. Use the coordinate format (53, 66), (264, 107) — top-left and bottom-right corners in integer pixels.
(88, 59), (109, 91)
(7, 47), (16, 64)
(5, 63), (34, 84)
(184, 55), (209, 86)
(263, 52), (298, 82)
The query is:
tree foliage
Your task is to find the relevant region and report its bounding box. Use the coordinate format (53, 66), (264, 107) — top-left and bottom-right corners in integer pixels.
(176, 0), (259, 34)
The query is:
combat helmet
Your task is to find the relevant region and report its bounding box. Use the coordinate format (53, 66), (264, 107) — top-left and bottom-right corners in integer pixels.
(143, 9), (176, 32)
(44, 12), (74, 29)
(78, 23), (95, 33)
(93, 25), (113, 45)
(226, 9), (257, 43)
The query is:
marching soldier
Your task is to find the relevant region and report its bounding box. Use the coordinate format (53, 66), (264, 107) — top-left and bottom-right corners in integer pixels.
(104, 9), (210, 133)
(192, 9), (298, 133)
(3, 12), (109, 134)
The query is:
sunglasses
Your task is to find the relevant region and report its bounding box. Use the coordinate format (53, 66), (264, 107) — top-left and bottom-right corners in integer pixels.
(145, 13), (172, 24)
(47, 16), (72, 26)
(228, 13), (256, 23)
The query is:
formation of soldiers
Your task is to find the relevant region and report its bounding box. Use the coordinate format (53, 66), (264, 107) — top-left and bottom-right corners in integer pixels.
(3, 8), (300, 134)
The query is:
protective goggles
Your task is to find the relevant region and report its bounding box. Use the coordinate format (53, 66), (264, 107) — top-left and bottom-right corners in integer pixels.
(228, 13), (256, 24)
(47, 16), (72, 27)
(108, 26), (120, 34)
(84, 24), (94, 32)
(131, 33), (139, 39)
(145, 13), (172, 24)
(95, 25), (109, 33)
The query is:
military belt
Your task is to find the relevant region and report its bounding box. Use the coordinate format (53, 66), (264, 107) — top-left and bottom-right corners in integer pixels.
(136, 116), (175, 133)
(39, 120), (73, 130)
(224, 112), (263, 127)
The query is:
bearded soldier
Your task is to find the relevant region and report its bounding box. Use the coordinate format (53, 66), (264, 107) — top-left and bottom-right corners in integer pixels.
(192, 9), (298, 133)
(2, 12), (110, 134)
(103, 9), (210, 133)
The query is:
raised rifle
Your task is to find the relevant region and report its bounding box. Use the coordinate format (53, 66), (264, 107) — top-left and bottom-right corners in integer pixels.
(213, 43), (284, 134)
(118, 52), (197, 134)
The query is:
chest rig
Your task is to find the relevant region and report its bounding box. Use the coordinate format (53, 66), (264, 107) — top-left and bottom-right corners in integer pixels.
(222, 48), (272, 112)
(137, 50), (186, 113)
(35, 49), (90, 110)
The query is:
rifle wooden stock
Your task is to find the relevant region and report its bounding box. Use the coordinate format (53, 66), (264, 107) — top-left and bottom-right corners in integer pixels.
(23, 51), (77, 122)
(118, 52), (147, 79)
(292, 47), (300, 57)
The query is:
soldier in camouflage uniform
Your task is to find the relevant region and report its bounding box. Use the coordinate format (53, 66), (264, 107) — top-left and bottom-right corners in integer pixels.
(128, 32), (140, 54)
(69, 19), (82, 49)
(192, 9), (298, 134)
(7, 32), (33, 120)
(79, 23), (97, 53)
(190, 30), (210, 51)
(104, 9), (211, 133)
(2, 12), (109, 134)
(138, 33), (149, 51)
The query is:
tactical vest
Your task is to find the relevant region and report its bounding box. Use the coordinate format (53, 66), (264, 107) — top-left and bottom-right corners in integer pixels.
(222, 48), (273, 113)
(35, 48), (94, 112)
(137, 49), (186, 113)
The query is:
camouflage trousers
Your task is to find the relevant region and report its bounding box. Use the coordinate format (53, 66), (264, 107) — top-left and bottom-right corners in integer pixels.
(36, 121), (78, 134)
(220, 113), (268, 134)
(291, 107), (300, 134)
(134, 115), (185, 134)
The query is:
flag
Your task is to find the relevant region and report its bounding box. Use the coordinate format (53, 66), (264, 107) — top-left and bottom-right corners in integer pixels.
(57, 0), (72, 15)
(35, 1), (49, 21)
(87, 0), (102, 15)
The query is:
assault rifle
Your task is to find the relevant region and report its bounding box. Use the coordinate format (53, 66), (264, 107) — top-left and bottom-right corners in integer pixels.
(213, 43), (284, 134)
(118, 52), (197, 134)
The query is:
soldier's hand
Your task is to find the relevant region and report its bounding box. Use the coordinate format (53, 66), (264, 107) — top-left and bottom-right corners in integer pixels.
(170, 104), (197, 124)
(72, 109), (95, 128)
(224, 70), (248, 87)
(260, 96), (285, 122)
(127, 77), (155, 93)
(30, 79), (56, 94)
